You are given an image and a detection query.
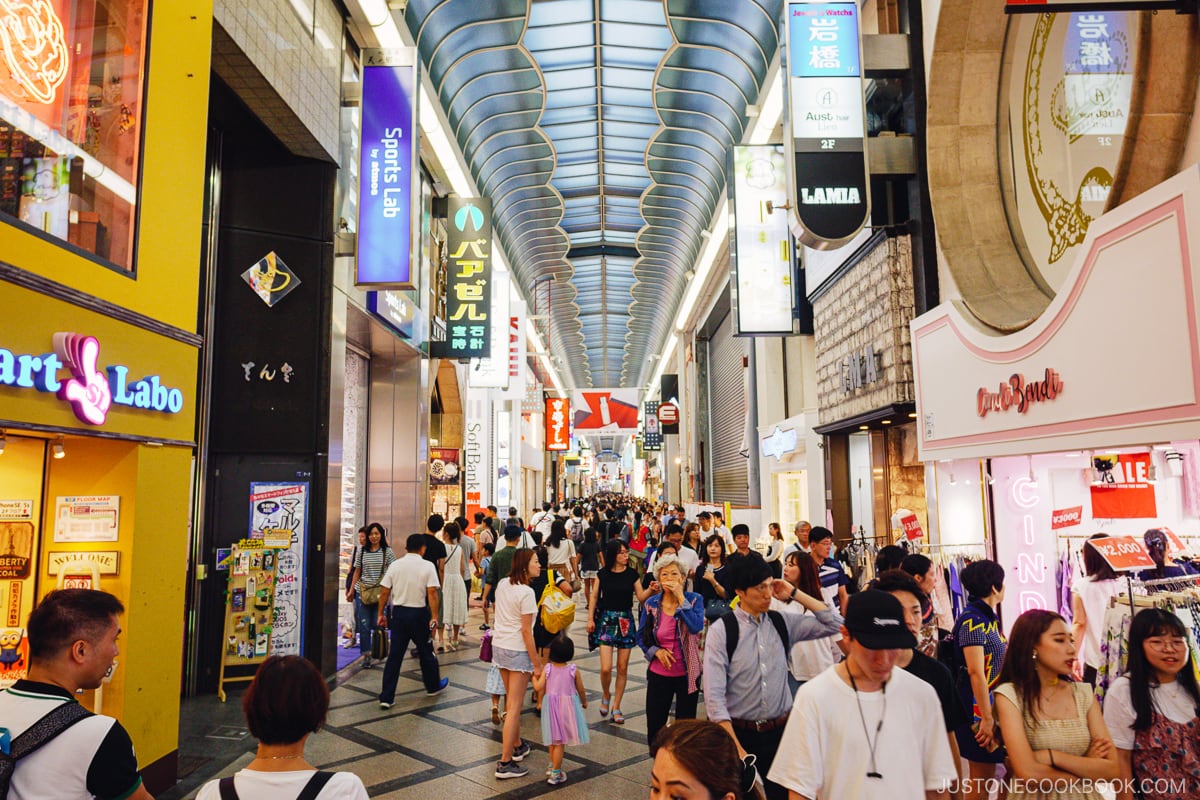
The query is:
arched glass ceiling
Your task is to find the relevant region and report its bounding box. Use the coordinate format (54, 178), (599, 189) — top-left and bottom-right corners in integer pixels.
(404, 0), (782, 388)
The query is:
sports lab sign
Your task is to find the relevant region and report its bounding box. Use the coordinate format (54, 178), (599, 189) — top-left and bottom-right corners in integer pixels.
(0, 332), (184, 425)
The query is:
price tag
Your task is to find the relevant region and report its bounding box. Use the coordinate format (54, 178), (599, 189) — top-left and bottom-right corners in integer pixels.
(900, 514), (924, 541)
(1088, 536), (1156, 572)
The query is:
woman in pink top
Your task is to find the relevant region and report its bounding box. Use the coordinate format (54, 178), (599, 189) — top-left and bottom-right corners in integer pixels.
(637, 553), (705, 755)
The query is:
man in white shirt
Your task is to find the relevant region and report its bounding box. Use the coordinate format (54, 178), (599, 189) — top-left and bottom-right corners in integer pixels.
(377, 534), (448, 706)
(768, 590), (958, 800)
(713, 512), (734, 551)
(529, 502), (555, 541)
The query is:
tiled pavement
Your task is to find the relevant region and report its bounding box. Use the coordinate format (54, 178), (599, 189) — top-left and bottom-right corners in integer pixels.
(164, 604), (685, 799)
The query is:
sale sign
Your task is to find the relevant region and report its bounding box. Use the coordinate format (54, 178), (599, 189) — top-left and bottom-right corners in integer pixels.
(1050, 506), (1083, 530)
(1088, 536), (1156, 572)
(1090, 453), (1157, 519)
(900, 514), (924, 540)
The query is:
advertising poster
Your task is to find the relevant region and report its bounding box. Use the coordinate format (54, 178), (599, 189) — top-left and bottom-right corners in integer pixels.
(0, 499), (35, 688)
(546, 397), (570, 451)
(730, 145), (795, 335)
(1090, 453), (1157, 519)
(429, 448), (462, 486)
(643, 401), (662, 451)
(53, 496), (120, 542)
(572, 388), (641, 434)
(249, 483), (309, 655)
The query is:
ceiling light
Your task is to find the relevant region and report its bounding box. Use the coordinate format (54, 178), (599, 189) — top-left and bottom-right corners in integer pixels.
(880, 419), (891, 425)
(52, 437), (65, 459)
(858, 425), (869, 430)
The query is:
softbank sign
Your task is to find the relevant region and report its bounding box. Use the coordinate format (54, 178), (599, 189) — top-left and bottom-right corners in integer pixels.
(0, 333), (184, 425)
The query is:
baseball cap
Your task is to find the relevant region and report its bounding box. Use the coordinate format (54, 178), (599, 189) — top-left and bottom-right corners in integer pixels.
(844, 590), (918, 650)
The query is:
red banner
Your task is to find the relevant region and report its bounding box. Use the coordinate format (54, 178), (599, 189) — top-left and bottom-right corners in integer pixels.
(1090, 453), (1158, 519)
(1087, 536), (1156, 572)
(901, 514), (924, 540)
(545, 397), (570, 451)
(1050, 506), (1083, 530)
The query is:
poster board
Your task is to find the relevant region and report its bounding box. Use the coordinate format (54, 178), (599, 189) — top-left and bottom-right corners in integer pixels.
(217, 540), (281, 702)
(1088, 536), (1156, 572)
(249, 483), (309, 656)
(0, 498), (38, 688)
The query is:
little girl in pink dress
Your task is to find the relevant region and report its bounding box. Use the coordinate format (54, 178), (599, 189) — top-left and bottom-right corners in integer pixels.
(532, 634), (589, 785)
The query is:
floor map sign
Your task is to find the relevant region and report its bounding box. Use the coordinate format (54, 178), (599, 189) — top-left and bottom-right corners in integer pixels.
(249, 483), (309, 655)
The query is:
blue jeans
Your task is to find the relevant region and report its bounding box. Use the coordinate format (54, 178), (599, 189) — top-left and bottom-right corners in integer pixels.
(379, 605), (441, 700)
(354, 594), (375, 656)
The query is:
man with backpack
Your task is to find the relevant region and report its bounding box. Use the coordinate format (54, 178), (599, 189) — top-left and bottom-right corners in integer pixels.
(567, 507), (586, 544)
(0, 589), (152, 800)
(703, 554), (842, 800)
(529, 502), (556, 541)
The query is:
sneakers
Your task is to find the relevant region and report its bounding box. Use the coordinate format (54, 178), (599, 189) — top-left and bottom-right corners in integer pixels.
(495, 761), (528, 779)
(426, 677), (450, 696)
(479, 623), (490, 631)
(511, 741), (531, 762)
(361, 657), (372, 669)
(547, 769), (568, 785)
(379, 701), (394, 709)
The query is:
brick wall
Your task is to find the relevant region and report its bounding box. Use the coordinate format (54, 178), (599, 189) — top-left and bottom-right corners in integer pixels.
(813, 235), (915, 425)
(887, 422), (928, 538)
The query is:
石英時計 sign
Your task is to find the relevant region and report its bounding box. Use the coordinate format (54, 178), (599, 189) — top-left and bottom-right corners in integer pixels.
(355, 49), (418, 289)
(442, 198), (494, 359)
(786, 0), (870, 248)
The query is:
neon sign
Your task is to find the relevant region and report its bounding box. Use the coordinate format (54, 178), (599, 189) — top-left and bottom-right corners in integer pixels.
(0, 332), (184, 425)
(0, 0), (70, 105)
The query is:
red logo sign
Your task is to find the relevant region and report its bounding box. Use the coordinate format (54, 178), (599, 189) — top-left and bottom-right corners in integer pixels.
(545, 397), (570, 451)
(977, 368), (1064, 417)
(1050, 506), (1083, 530)
(1087, 536), (1156, 572)
(657, 402), (679, 425)
(900, 514), (924, 541)
(1090, 453), (1157, 519)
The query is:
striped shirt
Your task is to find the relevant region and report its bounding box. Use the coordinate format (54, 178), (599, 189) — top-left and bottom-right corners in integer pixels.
(355, 546), (395, 592)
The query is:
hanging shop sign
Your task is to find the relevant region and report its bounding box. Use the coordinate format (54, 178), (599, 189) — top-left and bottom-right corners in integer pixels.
(977, 369), (1064, 417)
(241, 252), (301, 307)
(545, 397), (570, 451)
(572, 388), (640, 434)
(730, 145), (796, 335)
(505, 300), (527, 400)
(366, 290), (417, 339)
(441, 197), (493, 359)
(355, 49), (418, 288)
(993, 457), (1056, 630)
(463, 387), (493, 521)
(786, 0), (870, 247)
(643, 401), (663, 451)
(53, 496), (120, 543)
(1090, 453), (1157, 519)
(657, 402), (679, 426)
(660, 374), (680, 434)
(249, 483), (309, 656)
(0, 333), (185, 425)
(1050, 506), (1083, 529)
(1087, 535), (1156, 571)
(760, 426), (799, 461)
(469, 272), (510, 389)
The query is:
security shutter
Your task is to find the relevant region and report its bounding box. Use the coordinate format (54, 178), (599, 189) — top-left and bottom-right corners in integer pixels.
(706, 313), (749, 505)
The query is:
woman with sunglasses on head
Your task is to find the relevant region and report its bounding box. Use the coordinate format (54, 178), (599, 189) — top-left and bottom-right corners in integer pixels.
(993, 610), (1120, 800)
(1102, 608), (1200, 800)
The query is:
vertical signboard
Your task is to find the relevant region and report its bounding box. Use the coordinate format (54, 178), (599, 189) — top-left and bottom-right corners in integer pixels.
(786, 1), (870, 248)
(445, 198), (493, 358)
(546, 397), (570, 451)
(248, 482), (309, 655)
(464, 388), (493, 521)
(643, 401), (663, 450)
(356, 50), (418, 288)
(469, 271), (510, 389)
(660, 374), (680, 434)
(730, 145), (796, 335)
(504, 299), (528, 400)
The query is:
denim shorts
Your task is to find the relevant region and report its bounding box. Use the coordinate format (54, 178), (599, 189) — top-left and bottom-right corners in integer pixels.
(492, 645), (534, 673)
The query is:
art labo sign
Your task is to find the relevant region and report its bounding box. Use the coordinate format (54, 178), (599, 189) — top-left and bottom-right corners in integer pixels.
(787, 1), (871, 247)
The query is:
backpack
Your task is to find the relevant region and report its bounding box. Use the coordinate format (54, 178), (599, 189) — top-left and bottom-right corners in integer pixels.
(568, 518), (585, 544)
(721, 610), (791, 670)
(539, 570), (576, 634)
(218, 771), (334, 800)
(0, 700), (94, 798)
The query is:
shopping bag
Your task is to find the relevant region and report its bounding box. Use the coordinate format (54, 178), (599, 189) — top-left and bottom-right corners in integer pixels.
(479, 629), (493, 663)
(539, 570), (576, 634)
(371, 626), (389, 661)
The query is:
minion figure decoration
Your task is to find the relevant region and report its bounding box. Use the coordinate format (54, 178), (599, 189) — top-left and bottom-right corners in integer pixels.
(0, 628), (25, 679)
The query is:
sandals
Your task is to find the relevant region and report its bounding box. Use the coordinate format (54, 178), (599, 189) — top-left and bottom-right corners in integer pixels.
(491, 705), (501, 725)
(599, 699), (610, 717)
(611, 709), (625, 725)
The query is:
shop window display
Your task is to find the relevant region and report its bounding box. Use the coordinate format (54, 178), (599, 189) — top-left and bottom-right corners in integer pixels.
(0, 0), (149, 271)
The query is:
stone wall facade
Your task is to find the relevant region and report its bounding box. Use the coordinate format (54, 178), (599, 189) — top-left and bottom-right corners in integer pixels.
(814, 234), (915, 425)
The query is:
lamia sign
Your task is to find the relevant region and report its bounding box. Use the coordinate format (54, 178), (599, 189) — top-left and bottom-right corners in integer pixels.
(801, 186), (862, 205)
(0, 332), (184, 425)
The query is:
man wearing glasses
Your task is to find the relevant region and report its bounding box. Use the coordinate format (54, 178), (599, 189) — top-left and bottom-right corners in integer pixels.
(703, 555), (843, 800)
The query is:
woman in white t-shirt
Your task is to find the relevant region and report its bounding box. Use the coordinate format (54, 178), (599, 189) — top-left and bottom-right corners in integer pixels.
(1070, 534), (1122, 685)
(491, 549), (544, 779)
(545, 519), (578, 583)
(197, 656), (368, 800)
(1102, 608), (1200, 800)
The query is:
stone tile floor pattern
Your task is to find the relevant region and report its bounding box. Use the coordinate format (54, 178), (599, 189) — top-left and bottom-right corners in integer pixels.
(164, 604), (689, 799)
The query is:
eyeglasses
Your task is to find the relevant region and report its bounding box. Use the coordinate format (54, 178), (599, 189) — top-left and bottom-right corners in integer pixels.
(1145, 637), (1188, 652)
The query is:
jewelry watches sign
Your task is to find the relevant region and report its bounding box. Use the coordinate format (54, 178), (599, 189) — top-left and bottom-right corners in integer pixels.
(442, 198), (493, 358)
(786, 0), (870, 247)
(355, 49), (418, 289)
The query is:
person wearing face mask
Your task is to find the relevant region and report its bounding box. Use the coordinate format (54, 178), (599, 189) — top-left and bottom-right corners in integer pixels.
(1102, 608), (1200, 800)
(993, 610), (1120, 799)
(768, 590), (958, 800)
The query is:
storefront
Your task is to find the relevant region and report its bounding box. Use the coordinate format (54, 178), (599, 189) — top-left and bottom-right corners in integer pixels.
(911, 166), (1200, 630)
(756, 413), (822, 537)
(0, 4), (210, 790)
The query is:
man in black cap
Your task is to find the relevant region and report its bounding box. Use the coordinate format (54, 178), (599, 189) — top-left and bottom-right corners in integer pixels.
(768, 590), (958, 800)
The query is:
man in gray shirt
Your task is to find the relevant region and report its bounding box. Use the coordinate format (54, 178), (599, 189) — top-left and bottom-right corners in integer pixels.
(703, 554), (842, 800)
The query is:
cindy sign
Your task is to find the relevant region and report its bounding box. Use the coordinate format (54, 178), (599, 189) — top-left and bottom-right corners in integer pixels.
(977, 368), (1064, 417)
(1, 333), (184, 425)
(787, 0), (870, 247)
(355, 50), (418, 288)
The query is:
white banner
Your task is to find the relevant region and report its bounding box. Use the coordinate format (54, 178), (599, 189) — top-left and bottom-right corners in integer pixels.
(469, 272), (511, 389)
(464, 386), (494, 516)
(731, 145), (795, 334)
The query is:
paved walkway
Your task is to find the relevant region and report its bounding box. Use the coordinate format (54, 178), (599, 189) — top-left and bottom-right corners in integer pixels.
(165, 603), (679, 799)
